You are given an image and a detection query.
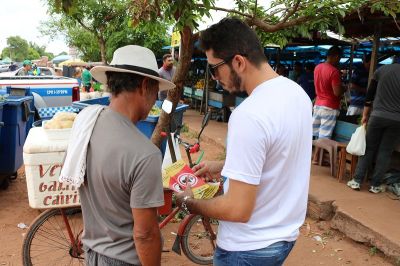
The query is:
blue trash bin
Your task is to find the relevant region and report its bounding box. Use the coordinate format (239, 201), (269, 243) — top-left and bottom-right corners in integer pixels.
(72, 96), (189, 156)
(0, 96), (34, 182)
(6, 86), (35, 137)
(0, 101), (5, 142)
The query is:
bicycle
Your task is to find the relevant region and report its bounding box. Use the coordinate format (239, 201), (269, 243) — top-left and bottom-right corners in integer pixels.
(22, 109), (218, 265)
(159, 109), (219, 265)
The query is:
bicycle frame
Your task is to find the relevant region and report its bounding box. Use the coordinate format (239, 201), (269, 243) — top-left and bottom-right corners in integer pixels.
(159, 206), (180, 229)
(60, 208), (84, 257)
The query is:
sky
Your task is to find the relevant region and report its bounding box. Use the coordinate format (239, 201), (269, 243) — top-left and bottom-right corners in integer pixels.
(0, 0), (273, 57)
(0, 0), (68, 55)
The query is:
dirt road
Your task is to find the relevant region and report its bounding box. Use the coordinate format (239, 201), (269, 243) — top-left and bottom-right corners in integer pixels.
(0, 131), (392, 265)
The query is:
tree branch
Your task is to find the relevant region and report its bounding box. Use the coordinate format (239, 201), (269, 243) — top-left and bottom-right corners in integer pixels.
(73, 16), (94, 33)
(246, 15), (314, 33)
(269, 7), (290, 16)
(393, 17), (400, 31)
(196, 4), (253, 18)
(281, 0), (301, 23)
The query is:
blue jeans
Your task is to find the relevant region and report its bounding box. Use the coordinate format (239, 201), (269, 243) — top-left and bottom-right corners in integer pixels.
(214, 241), (296, 266)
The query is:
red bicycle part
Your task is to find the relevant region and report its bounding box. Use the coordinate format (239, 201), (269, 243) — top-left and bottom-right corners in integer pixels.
(176, 213), (198, 236)
(189, 143), (200, 153)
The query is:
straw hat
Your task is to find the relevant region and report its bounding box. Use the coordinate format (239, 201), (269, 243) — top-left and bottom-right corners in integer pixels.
(90, 45), (175, 91)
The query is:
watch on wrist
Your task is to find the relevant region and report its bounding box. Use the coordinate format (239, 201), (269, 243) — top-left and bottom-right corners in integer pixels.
(181, 195), (192, 214)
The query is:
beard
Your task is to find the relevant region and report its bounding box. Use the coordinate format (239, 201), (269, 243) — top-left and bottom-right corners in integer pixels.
(227, 67), (242, 94)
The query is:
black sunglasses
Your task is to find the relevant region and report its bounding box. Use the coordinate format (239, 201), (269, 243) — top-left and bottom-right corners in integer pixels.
(208, 54), (247, 78)
(208, 56), (234, 78)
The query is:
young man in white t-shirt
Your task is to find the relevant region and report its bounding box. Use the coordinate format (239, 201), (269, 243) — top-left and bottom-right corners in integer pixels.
(176, 18), (312, 265)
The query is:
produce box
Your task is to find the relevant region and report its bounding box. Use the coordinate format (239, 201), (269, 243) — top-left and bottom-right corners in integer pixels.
(23, 127), (78, 209)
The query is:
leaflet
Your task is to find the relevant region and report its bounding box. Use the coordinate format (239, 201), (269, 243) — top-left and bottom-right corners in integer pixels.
(162, 160), (219, 199)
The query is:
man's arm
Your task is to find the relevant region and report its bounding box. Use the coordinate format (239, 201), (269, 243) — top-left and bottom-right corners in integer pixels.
(361, 106), (372, 125)
(361, 78), (378, 125)
(132, 208), (162, 266)
(179, 179), (258, 223)
(332, 83), (345, 97)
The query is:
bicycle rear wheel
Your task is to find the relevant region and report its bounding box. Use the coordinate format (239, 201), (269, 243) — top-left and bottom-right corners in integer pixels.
(22, 207), (84, 266)
(181, 215), (218, 265)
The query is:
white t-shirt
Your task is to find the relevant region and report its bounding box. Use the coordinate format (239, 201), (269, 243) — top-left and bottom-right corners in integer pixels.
(218, 76), (312, 251)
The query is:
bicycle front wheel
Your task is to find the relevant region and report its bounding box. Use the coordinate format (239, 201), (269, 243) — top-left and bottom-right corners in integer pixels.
(22, 207), (84, 266)
(181, 215), (218, 265)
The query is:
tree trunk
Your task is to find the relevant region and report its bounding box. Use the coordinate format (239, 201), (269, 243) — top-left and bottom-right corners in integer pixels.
(151, 26), (194, 147)
(99, 37), (107, 64)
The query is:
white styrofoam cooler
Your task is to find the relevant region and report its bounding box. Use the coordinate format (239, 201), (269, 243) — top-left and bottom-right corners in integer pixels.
(23, 127), (80, 209)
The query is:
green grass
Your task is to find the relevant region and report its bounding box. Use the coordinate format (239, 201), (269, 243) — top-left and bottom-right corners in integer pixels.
(180, 123), (189, 133)
(369, 246), (378, 256)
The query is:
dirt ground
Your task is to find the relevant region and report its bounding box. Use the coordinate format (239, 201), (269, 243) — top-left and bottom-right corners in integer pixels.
(0, 129), (393, 265)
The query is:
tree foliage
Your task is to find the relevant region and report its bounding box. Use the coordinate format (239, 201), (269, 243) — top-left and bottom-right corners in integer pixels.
(1, 36), (55, 61)
(1, 36), (29, 62)
(52, 0), (400, 147)
(42, 0), (171, 63)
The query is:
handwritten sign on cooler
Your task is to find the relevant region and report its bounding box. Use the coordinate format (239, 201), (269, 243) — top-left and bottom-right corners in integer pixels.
(162, 160), (219, 199)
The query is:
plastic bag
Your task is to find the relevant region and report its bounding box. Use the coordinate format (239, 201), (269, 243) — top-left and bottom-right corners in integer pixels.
(346, 125), (366, 156)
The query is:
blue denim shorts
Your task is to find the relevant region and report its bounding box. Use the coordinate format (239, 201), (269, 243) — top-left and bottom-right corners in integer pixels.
(214, 241), (296, 266)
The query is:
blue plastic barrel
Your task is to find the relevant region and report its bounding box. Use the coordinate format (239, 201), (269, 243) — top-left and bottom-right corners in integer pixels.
(0, 96), (34, 176)
(72, 96), (189, 156)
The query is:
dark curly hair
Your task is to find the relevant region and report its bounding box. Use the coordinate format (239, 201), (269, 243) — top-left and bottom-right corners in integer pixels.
(106, 71), (158, 96)
(199, 17), (267, 67)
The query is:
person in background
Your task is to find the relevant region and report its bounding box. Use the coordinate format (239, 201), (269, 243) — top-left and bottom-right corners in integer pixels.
(174, 49), (179, 62)
(17, 60), (33, 76)
(158, 54), (176, 101)
(176, 18), (312, 266)
(73, 67), (83, 87)
(32, 63), (41, 76)
(54, 67), (63, 77)
(8, 62), (17, 71)
(289, 61), (303, 82)
(298, 62), (316, 101)
(82, 66), (92, 92)
(347, 62), (400, 193)
(346, 54), (371, 117)
(312, 46), (346, 164)
(276, 64), (287, 77)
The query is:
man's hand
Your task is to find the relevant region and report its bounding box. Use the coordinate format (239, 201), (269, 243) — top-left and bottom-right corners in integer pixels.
(361, 106), (371, 125)
(175, 183), (194, 211)
(192, 161), (224, 181)
(183, 179), (258, 223)
(361, 115), (369, 125)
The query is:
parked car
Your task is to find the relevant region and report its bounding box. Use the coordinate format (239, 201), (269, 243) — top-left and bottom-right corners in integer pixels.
(0, 64), (11, 73)
(0, 67), (56, 77)
(0, 76), (80, 107)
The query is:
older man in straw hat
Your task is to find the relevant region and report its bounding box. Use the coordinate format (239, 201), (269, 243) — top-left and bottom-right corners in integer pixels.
(76, 45), (175, 265)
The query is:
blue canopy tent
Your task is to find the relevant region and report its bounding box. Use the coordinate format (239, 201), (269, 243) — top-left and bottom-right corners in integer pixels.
(52, 54), (71, 65)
